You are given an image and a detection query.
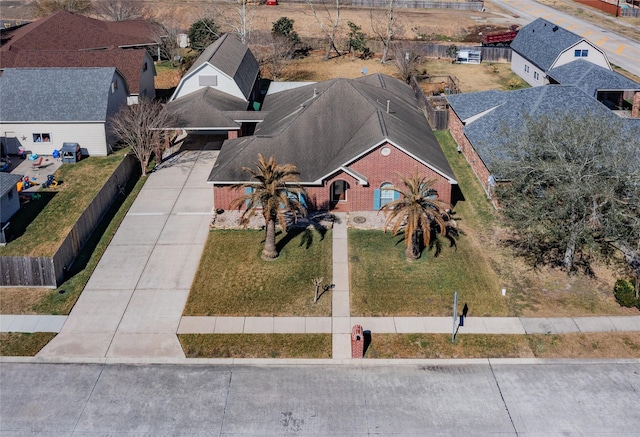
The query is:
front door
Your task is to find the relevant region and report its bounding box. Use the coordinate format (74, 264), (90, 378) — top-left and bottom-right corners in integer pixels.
(330, 180), (349, 210)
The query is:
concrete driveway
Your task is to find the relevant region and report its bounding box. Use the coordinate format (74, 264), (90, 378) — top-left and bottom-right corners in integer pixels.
(37, 142), (220, 360)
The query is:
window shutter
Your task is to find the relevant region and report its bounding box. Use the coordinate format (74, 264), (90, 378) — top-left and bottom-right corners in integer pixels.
(373, 189), (381, 210)
(393, 190), (400, 200)
(298, 192), (307, 208)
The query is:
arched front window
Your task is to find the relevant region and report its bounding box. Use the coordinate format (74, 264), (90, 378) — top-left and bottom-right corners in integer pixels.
(380, 182), (395, 207)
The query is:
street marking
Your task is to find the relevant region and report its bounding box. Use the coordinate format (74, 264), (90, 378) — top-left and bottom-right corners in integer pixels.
(616, 45), (626, 54)
(596, 38), (608, 45)
(581, 31), (593, 37)
(566, 25), (578, 30)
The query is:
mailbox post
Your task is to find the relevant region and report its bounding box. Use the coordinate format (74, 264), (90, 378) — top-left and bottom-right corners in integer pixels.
(351, 325), (364, 358)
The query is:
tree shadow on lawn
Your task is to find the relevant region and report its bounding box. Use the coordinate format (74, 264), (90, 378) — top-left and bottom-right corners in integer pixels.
(275, 224), (328, 253)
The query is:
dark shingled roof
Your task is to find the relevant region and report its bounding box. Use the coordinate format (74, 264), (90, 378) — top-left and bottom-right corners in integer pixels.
(0, 48), (150, 94)
(0, 10), (160, 52)
(547, 59), (640, 97)
(511, 18), (584, 71)
(447, 85), (619, 174)
(208, 74), (456, 184)
(0, 67), (123, 122)
(165, 87), (247, 130)
(1, 173), (24, 198)
(186, 34), (259, 101)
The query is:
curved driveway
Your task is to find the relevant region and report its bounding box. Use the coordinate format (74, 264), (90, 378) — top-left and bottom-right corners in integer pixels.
(488, 0), (640, 76)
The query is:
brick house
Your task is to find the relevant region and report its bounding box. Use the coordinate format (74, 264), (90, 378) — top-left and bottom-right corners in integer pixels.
(209, 74), (458, 212)
(446, 85), (639, 196)
(511, 18), (611, 87)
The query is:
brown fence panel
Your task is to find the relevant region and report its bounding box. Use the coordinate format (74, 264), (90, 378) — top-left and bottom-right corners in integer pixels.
(1, 154), (137, 287)
(284, 0), (484, 10)
(573, 0), (619, 15)
(419, 44), (512, 63)
(0, 256), (56, 287)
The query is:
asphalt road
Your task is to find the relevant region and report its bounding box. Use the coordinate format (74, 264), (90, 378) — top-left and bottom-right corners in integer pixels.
(1, 361), (639, 435)
(487, 0), (640, 77)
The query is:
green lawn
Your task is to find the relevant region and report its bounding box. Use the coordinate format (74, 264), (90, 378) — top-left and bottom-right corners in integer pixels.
(184, 229), (332, 316)
(0, 149), (128, 257)
(179, 334), (332, 358)
(349, 229), (507, 316)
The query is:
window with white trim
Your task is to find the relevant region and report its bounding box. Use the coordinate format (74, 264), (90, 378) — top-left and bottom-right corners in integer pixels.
(32, 133), (51, 142)
(380, 183), (395, 207)
(533, 71), (539, 80)
(524, 65), (529, 73)
(574, 49), (589, 57)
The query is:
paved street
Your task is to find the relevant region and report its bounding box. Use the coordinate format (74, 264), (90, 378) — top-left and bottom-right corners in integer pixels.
(487, 0), (640, 77)
(1, 361), (639, 435)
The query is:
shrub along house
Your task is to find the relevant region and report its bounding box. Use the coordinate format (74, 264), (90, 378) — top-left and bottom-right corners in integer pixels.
(208, 74), (458, 213)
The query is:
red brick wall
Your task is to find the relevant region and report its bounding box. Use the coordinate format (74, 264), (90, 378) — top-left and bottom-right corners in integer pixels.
(448, 107), (492, 195)
(212, 142), (453, 211)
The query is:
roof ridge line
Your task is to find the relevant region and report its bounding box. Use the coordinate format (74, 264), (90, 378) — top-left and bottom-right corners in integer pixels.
(377, 108), (388, 137)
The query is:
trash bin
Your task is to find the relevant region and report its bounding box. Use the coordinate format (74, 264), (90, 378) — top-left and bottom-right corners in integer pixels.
(351, 324), (364, 358)
(61, 142), (81, 163)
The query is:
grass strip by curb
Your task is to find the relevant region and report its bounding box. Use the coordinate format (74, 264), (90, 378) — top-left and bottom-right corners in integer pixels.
(0, 333), (56, 356)
(179, 334), (332, 358)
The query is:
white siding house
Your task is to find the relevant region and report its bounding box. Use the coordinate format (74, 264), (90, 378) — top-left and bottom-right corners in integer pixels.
(170, 34), (260, 103)
(0, 67), (128, 157)
(511, 18), (611, 87)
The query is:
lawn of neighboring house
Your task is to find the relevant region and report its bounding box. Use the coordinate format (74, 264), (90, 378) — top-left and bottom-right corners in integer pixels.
(184, 229), (332, 317)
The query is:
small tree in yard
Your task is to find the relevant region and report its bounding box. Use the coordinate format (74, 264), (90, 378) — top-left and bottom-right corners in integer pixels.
(188, 18), (219, 53)
(492, 112), (640, 273)
(394, 46), (420, 83)
(109, 99), (178, 177)
(380, 171), (452, 261)
(270, 17), (300, 80)
(346, 21), (369, 59)
(230, 154), (307, 260)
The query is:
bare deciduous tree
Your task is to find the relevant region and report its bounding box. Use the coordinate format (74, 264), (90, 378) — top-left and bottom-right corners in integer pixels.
(394, 45), (420, 83)
(306, 0), (342, 60)
(93, 0), (149, 21)
(218, 0), (254, 44)
(370, 0), (399, 63)
(492, 112), (640, 273)
(32, 0), (92, 17)
(109, 99), (178, 176)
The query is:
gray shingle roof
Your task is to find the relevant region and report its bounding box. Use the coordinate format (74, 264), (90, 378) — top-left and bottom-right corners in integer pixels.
(511, 18), (583, 71)
(547, 59), (640, 97)
(446, 85), (619, 174)
(208, 74), (456, 184)
(165, 87), (246, 129)
(0, 67), (122, 122)
(187, 34), (259, 100)
(0, 172), (24, 198)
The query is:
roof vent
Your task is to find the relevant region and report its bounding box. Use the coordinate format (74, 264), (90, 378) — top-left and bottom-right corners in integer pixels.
(552, 26), (559, 32)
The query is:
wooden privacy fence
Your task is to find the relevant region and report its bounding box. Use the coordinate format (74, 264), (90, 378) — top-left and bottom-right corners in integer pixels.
(411, 77), (450, 130)
(1, 154), (138, 287)
(283, 0), (485, 10)
(419, 44), (512, 63)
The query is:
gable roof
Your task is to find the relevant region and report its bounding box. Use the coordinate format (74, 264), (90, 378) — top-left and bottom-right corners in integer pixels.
(185, 34), (259, 100)
(0, 10), (160, 52)
(0, 67), (125, 122)
(547, 59), (640, 97)
(511, 18), (585, 71)
(446, 85), (618, 175)
(0, 48), (152, 94)
(208, 74), (456, 185)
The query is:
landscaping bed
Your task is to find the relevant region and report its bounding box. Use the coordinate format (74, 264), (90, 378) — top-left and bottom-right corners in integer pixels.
(184, 229), (332, 317)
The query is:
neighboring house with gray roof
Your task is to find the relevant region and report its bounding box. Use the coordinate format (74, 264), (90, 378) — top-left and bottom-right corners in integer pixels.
(209, 74), (458, 212)
(446, 85), (621, 195)
(547, 59), (640, 111)
(0, 67), (128, 157)
(511, 18), (610, 87)
(170, 34), (260, 104)
(0, 172), (23, 225)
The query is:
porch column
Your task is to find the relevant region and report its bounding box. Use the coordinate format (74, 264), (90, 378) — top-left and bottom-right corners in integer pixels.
(632, 92), (640, 118)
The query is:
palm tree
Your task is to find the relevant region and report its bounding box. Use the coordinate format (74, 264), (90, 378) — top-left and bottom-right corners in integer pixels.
(380, 171), (452, 261)
(230, 154), (306, 260)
